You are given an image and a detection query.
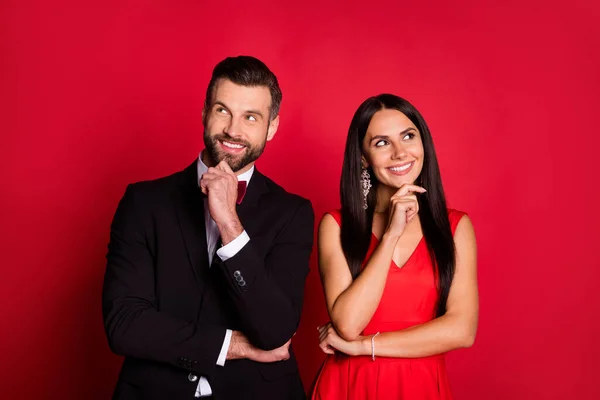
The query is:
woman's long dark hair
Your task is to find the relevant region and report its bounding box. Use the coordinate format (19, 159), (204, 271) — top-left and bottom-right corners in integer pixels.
(340, 94), (455, 317)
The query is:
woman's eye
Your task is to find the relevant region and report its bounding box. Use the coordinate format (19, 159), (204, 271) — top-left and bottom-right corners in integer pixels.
(375, 140), (387, 147)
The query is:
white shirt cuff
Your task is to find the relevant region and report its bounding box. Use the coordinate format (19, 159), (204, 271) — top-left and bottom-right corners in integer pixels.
(216, 231), (250, 261)
(195, 377), (212, 397)
(195, 329), (232, 397)
(217, 329), (232, 366)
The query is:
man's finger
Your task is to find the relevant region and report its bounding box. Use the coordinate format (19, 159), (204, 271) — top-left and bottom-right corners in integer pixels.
(200, 173), (220, 182)
(217, 160), (235, 174)
(206, 167), (228, 177)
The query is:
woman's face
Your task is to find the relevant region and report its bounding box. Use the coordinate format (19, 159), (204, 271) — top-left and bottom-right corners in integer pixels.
(362, 108), (424, 189)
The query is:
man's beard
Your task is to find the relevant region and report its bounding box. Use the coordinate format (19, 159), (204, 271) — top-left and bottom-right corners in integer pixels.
(203, 131), (267, 172)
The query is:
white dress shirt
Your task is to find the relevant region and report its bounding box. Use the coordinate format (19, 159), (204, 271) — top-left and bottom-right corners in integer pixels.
(194, 153), (253, 397)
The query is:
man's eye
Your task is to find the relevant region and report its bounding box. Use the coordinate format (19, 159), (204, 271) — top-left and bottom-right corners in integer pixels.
(247, 115), (257, 121)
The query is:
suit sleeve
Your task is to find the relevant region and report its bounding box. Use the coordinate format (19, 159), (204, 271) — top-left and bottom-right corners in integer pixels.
(102, 184), (226, 378)
(218, 198), (315, 350)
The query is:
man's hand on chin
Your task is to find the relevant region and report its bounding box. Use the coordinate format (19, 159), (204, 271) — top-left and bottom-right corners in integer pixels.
(199, 160), (244, 244)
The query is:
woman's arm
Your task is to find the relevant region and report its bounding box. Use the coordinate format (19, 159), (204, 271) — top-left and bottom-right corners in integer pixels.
(318, 213), (397, 341)
(319, 215), (478, 357)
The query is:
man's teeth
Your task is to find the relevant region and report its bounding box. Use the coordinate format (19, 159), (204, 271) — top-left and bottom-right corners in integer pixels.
(389, 163), (412, 172)
(222, 141), (244, 149)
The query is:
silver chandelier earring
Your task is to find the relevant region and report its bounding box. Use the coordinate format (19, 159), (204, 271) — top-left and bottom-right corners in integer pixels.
(361, 168), (372, 210)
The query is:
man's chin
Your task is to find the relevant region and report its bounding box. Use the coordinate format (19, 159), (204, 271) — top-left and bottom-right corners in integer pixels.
(213, 153), (248, 172)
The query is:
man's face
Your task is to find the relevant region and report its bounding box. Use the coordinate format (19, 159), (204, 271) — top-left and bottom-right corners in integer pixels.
(203, 78), (279, 173)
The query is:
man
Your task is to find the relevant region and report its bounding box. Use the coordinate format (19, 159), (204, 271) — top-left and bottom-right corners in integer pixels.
(103, 56), (314, 399)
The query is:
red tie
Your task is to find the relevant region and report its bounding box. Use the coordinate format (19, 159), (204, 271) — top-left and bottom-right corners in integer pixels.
(237, 181), (247, 204)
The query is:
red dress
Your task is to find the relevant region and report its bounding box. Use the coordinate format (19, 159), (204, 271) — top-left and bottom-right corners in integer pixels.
(311, 209), (466, 400)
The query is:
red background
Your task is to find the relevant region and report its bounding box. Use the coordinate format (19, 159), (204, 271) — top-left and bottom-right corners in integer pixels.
(3, 1), (600, 398)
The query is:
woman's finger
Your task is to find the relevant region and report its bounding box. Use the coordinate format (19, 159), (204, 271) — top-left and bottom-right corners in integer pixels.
(393, 184), (427, 197)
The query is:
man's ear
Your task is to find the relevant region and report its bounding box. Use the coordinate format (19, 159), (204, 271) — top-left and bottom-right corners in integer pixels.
(266, 115), (280, 141)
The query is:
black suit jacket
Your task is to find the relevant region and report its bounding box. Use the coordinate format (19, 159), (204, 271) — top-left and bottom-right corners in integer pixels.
(102, 161), (314, 399)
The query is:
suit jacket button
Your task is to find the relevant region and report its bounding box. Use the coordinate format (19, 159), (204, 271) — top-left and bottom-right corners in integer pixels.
(188, 373), (198, 382)
(239, 280), (246, 287)
(233, 270), (241, 278)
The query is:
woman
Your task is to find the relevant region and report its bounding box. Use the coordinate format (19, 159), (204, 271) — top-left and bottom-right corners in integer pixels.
(311, 94), (478, 399)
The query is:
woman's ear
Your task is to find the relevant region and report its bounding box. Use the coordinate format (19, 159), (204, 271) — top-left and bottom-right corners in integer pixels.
(361, 155), (369, 169)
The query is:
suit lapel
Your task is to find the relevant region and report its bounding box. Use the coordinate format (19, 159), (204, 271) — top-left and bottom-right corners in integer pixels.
(234, 168), (269, 239)
(173, 161), (210, 293)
